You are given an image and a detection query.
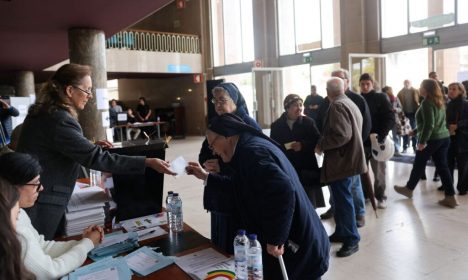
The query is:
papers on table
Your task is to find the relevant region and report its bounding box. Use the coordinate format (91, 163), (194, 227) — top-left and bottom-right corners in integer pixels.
(65, 257), (132, 280)
(125, 246), (174, 276)
(89, 231), (139, 261)
(120, 212), (167, 232)
(65, 183), (109, 237)
(175, 248), (235, 280)
(170, 156), (188, 177)
(136, 226), (167, 241)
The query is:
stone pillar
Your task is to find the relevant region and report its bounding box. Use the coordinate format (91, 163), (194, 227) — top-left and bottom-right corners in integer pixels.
(14, 71), (35, 97)
(68, 28), (108, 141)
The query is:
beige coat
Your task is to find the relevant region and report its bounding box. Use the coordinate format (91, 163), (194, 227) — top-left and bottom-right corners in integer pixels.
(319, 94), (367, 183)
(397, 87), (420, 111)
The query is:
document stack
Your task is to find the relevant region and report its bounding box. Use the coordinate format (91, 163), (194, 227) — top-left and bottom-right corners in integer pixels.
(64, 182), (109, 237)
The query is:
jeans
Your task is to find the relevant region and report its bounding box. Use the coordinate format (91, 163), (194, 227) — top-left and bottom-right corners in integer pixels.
(403, 112), (417, 150)
(406, 138), (455, 196)
(330, 175), (365, 217)
(330, 177), (360, 246)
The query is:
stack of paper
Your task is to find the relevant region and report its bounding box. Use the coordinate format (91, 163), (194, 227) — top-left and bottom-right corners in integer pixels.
(65, 183), (109, 236)
(89, 231), (139, 261)
(63, 257), (132, 280)
(125, 246), (174, 276)
(175, 248), (235, 280)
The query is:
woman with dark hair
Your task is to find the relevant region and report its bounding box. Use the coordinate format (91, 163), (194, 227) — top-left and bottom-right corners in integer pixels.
(394, 79), (459, 208)
(0, 152), (104, 280)
(198, 82), (261, 253)
(270, 94), (324, 208)
(0, 177), (35, 280)
(17, 63), (175, 239)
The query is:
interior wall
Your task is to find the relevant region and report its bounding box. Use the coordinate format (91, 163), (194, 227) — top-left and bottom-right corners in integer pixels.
(118, 76), (206, 136)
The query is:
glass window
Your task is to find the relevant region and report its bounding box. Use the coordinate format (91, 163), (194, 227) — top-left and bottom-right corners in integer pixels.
(278, 0), (296, 55)
(211, 0), (254, 66)
(386, 48), (429, 92)
(282, 64), (311, 100)
(294, 0), (321, 52)
(409, 0), (455, 33)
(211, 0), (224, 66)
(321, 0), (341, 48)
(381, 0), (408, 38)
(434, 46), (468, 84)
(458, 0), (468, 24)
(223, 0), (243, 64)
(310, 63), (341, 96)
(240, 0), (254, 62)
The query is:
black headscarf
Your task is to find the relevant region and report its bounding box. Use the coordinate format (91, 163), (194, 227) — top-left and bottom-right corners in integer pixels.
(208, 113), (282, 150)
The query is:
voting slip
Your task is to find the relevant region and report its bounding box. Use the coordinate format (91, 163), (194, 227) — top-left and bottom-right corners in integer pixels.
(124, 246), (174, 276)
(175, 248), (235, 280)
(64, 257), (132, 280)
(120, 212), (167, 232)
(170, 155), (188, 177)
(89, 231), (139, 261)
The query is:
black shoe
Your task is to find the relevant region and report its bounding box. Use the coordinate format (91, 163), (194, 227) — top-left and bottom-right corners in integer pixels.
(433, 176), (440, 182)
(320, 208), (334, 220)
(336, 243), (359, 257)
(329, 233), (344, 243)
(459, 190), (467, 196)
(421, 174), (427, 180)
(437, 185), (444, 192)
(356, 215), (365, 228)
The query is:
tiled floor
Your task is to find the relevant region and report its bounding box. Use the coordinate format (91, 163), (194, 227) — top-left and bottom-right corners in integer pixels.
(164, 136), (468, 279)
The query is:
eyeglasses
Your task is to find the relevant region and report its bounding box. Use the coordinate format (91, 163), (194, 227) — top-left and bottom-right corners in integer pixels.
(211, 98), (230, 105)
(208, 135), (220, 151)
(73, 85), (94, 97)
(24, 181), (42, 192)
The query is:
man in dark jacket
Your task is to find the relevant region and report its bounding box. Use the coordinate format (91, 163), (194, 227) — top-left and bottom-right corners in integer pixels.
(187, 113), (329, 280)
(359, 73), (395, 209)
(304, 85), (324, 121)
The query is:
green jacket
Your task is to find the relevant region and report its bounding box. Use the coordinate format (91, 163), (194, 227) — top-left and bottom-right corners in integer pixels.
(416, 99), (449, 144)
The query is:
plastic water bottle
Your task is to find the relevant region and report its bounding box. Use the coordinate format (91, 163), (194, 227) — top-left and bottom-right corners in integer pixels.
(90, 169), (101, 188)
(166, 191), (174, 228)
(170, 193), (183, 232)
(157, 116), (161, 122)
(234, 229), (249, 280)
(247, 234), (263, 280)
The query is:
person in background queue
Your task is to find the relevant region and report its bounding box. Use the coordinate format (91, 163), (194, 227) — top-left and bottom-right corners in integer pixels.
(187, 113), (329, 280)
(16, 63), (175, 240)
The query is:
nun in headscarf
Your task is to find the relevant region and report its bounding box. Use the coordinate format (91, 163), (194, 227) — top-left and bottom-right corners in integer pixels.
(187, 113), (330, 280)
(198, 82), (261, 254)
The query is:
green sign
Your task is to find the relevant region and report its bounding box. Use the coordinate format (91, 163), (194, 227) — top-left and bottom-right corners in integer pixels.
(423, 36), (440, 46)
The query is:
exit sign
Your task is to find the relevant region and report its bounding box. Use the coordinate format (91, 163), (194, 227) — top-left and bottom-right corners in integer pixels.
(423, 36), (440, 46)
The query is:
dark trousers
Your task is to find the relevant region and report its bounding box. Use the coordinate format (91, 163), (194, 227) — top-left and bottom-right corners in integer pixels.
(403, 112), (417, 150)
(459, 153), (468, 193)
(406, 138), (455, 196)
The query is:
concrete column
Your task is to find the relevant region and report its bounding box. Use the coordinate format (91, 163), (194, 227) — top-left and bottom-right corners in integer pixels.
(14, 71), (35, 97)
(68, 28), (108, 141)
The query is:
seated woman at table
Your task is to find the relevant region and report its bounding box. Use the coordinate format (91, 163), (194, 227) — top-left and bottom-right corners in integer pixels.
(0, 177), (35, 280)
(0, 152), (104, 280)
(126, 108), (141, 140)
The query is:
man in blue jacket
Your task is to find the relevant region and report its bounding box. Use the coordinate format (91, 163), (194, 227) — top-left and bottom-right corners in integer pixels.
(0, 97), (19, 145)
(186, 113), (329, 280)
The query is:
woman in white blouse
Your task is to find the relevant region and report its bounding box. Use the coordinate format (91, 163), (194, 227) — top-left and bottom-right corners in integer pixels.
(0, 152), (103, 280)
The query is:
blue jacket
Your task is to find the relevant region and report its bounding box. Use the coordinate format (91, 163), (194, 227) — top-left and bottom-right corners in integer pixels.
(205, 132), (329, 279)
(0, 105), (19, 144)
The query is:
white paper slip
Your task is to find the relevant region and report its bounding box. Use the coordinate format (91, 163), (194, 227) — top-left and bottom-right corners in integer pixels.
(95, 232), (131, 249)
(175, 248), (234, 280)
(170, 156), (188, 177)
(284, 141), (295, 150)
(120, 212), (167, 232)
(125, 246), (174, 276)
(136, 226), (167, 241)
(76, 267), (119, 280)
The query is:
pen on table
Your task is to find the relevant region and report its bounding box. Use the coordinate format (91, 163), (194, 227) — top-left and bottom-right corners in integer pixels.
(139, 230), (156, 238)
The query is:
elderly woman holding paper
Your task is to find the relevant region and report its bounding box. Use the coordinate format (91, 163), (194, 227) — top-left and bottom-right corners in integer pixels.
(0, 152), (103, 280)
(270, 94), (324, 208)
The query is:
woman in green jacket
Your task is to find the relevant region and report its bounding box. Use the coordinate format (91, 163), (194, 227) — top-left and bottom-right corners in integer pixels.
(394, 79), (459, 208)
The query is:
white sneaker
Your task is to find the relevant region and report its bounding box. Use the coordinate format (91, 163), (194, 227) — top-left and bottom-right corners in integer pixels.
(377, 199), (387, 209)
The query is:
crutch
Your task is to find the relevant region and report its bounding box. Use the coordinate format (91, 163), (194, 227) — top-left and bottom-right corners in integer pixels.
(278, 255), (289, 280)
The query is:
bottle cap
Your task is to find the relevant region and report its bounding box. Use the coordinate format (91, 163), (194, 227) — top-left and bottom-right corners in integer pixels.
(248, 234), (257, 240)
(237, 229), (246, 235)
(173, 193), (179, 196)
(168, 191), (174, 195)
